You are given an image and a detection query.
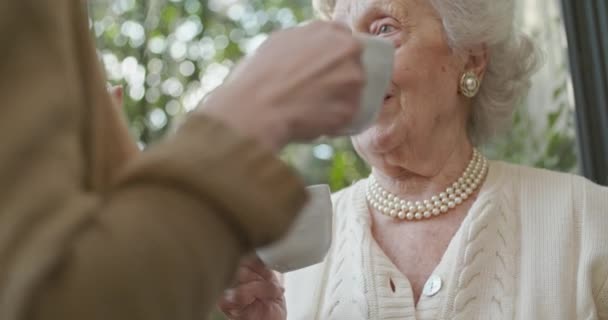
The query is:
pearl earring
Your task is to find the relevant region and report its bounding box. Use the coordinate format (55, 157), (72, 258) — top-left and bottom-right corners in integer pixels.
(460, 71), (480, 98)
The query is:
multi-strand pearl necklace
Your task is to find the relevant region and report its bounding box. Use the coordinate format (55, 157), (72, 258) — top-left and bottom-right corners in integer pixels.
(366, 149), (488, 221)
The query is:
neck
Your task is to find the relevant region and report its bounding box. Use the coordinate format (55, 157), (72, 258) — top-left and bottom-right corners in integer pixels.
(372, 140), (474, 201)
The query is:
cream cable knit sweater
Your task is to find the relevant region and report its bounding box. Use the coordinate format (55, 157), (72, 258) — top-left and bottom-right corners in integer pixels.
(285, 161), (608, 320)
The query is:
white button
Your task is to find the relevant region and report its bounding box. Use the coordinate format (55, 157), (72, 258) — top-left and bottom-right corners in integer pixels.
(423, 275), (442, 297)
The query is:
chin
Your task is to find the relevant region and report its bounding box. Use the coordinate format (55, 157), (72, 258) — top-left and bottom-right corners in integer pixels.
(355, 126), (401, 155)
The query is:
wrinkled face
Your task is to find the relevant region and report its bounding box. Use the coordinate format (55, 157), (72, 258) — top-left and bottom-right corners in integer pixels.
(334, 0), (473, 176)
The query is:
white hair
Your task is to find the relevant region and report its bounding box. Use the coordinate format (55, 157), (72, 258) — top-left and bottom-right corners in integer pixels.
(313, 0), (539, 144)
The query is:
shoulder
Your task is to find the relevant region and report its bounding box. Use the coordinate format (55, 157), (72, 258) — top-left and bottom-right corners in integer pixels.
(331, 180), (366, 203)
(494, 160), (581, 185)
(496, 162), (608, 297)
(491, 161), (608, 251)
(492, 161), (607, 206)
(330, 179), (368, 218)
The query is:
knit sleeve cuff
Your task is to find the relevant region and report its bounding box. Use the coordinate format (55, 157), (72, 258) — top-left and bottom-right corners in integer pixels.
(115, 113), (308, 249)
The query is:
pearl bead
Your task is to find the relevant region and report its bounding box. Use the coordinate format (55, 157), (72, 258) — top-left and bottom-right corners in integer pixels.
(365, 149), (487, 221)
(466, 78), (477, 90)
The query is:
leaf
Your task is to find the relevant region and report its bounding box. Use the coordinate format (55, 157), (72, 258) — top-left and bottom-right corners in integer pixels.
(547, 110), (561, 128)
(552, 85), (565, 100)
(162, 5), (179, 25)
(329, 151), (347, 192)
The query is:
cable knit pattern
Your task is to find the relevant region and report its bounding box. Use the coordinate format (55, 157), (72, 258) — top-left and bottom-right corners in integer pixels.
(445, 191), (519, 319)
(322, 185), (370, 320)
(284, 161), (608, 320)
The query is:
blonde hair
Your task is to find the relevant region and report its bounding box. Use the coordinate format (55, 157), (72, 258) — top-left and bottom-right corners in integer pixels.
(313, 0), (539, 144)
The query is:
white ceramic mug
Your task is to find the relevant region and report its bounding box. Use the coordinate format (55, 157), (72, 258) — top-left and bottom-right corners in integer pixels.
(256, 184), (333, 273)
(340, 34), (395, 135)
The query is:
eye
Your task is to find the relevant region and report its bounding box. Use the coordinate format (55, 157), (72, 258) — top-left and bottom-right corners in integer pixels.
(378, 24), (396, 34)
(371, 20), (398, 36)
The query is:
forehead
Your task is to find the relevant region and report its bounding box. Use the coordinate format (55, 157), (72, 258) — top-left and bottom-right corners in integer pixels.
(332, 0), (410, 24)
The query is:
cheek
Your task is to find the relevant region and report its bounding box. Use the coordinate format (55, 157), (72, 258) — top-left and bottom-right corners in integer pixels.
(391, 48), (462, 118)
(392, 52), (455, 90)
(387, 51), (462, 137)
(391, 32), (460, 85)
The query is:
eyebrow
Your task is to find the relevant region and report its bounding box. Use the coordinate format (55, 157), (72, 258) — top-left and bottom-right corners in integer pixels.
(356, 0), (409, 27)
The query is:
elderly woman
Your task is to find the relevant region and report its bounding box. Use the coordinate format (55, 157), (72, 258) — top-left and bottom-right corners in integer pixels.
(219, 0), (608, 319)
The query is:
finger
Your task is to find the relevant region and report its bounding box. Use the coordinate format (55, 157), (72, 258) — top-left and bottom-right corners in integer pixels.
(217, 289), (247, 314)
(219, 281), (284, 309)
(230, 255), (277, 286)
(233, 265), (279, 288)
(234, 266), (262, 285)
(240, 256), (275, 281)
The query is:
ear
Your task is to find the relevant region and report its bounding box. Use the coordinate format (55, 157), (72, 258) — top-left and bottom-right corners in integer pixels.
(464, 44), (489, 81)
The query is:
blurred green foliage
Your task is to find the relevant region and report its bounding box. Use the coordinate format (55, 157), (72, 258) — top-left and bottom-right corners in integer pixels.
(90, 0), (578, 318)
(89, 0), (312, 145)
